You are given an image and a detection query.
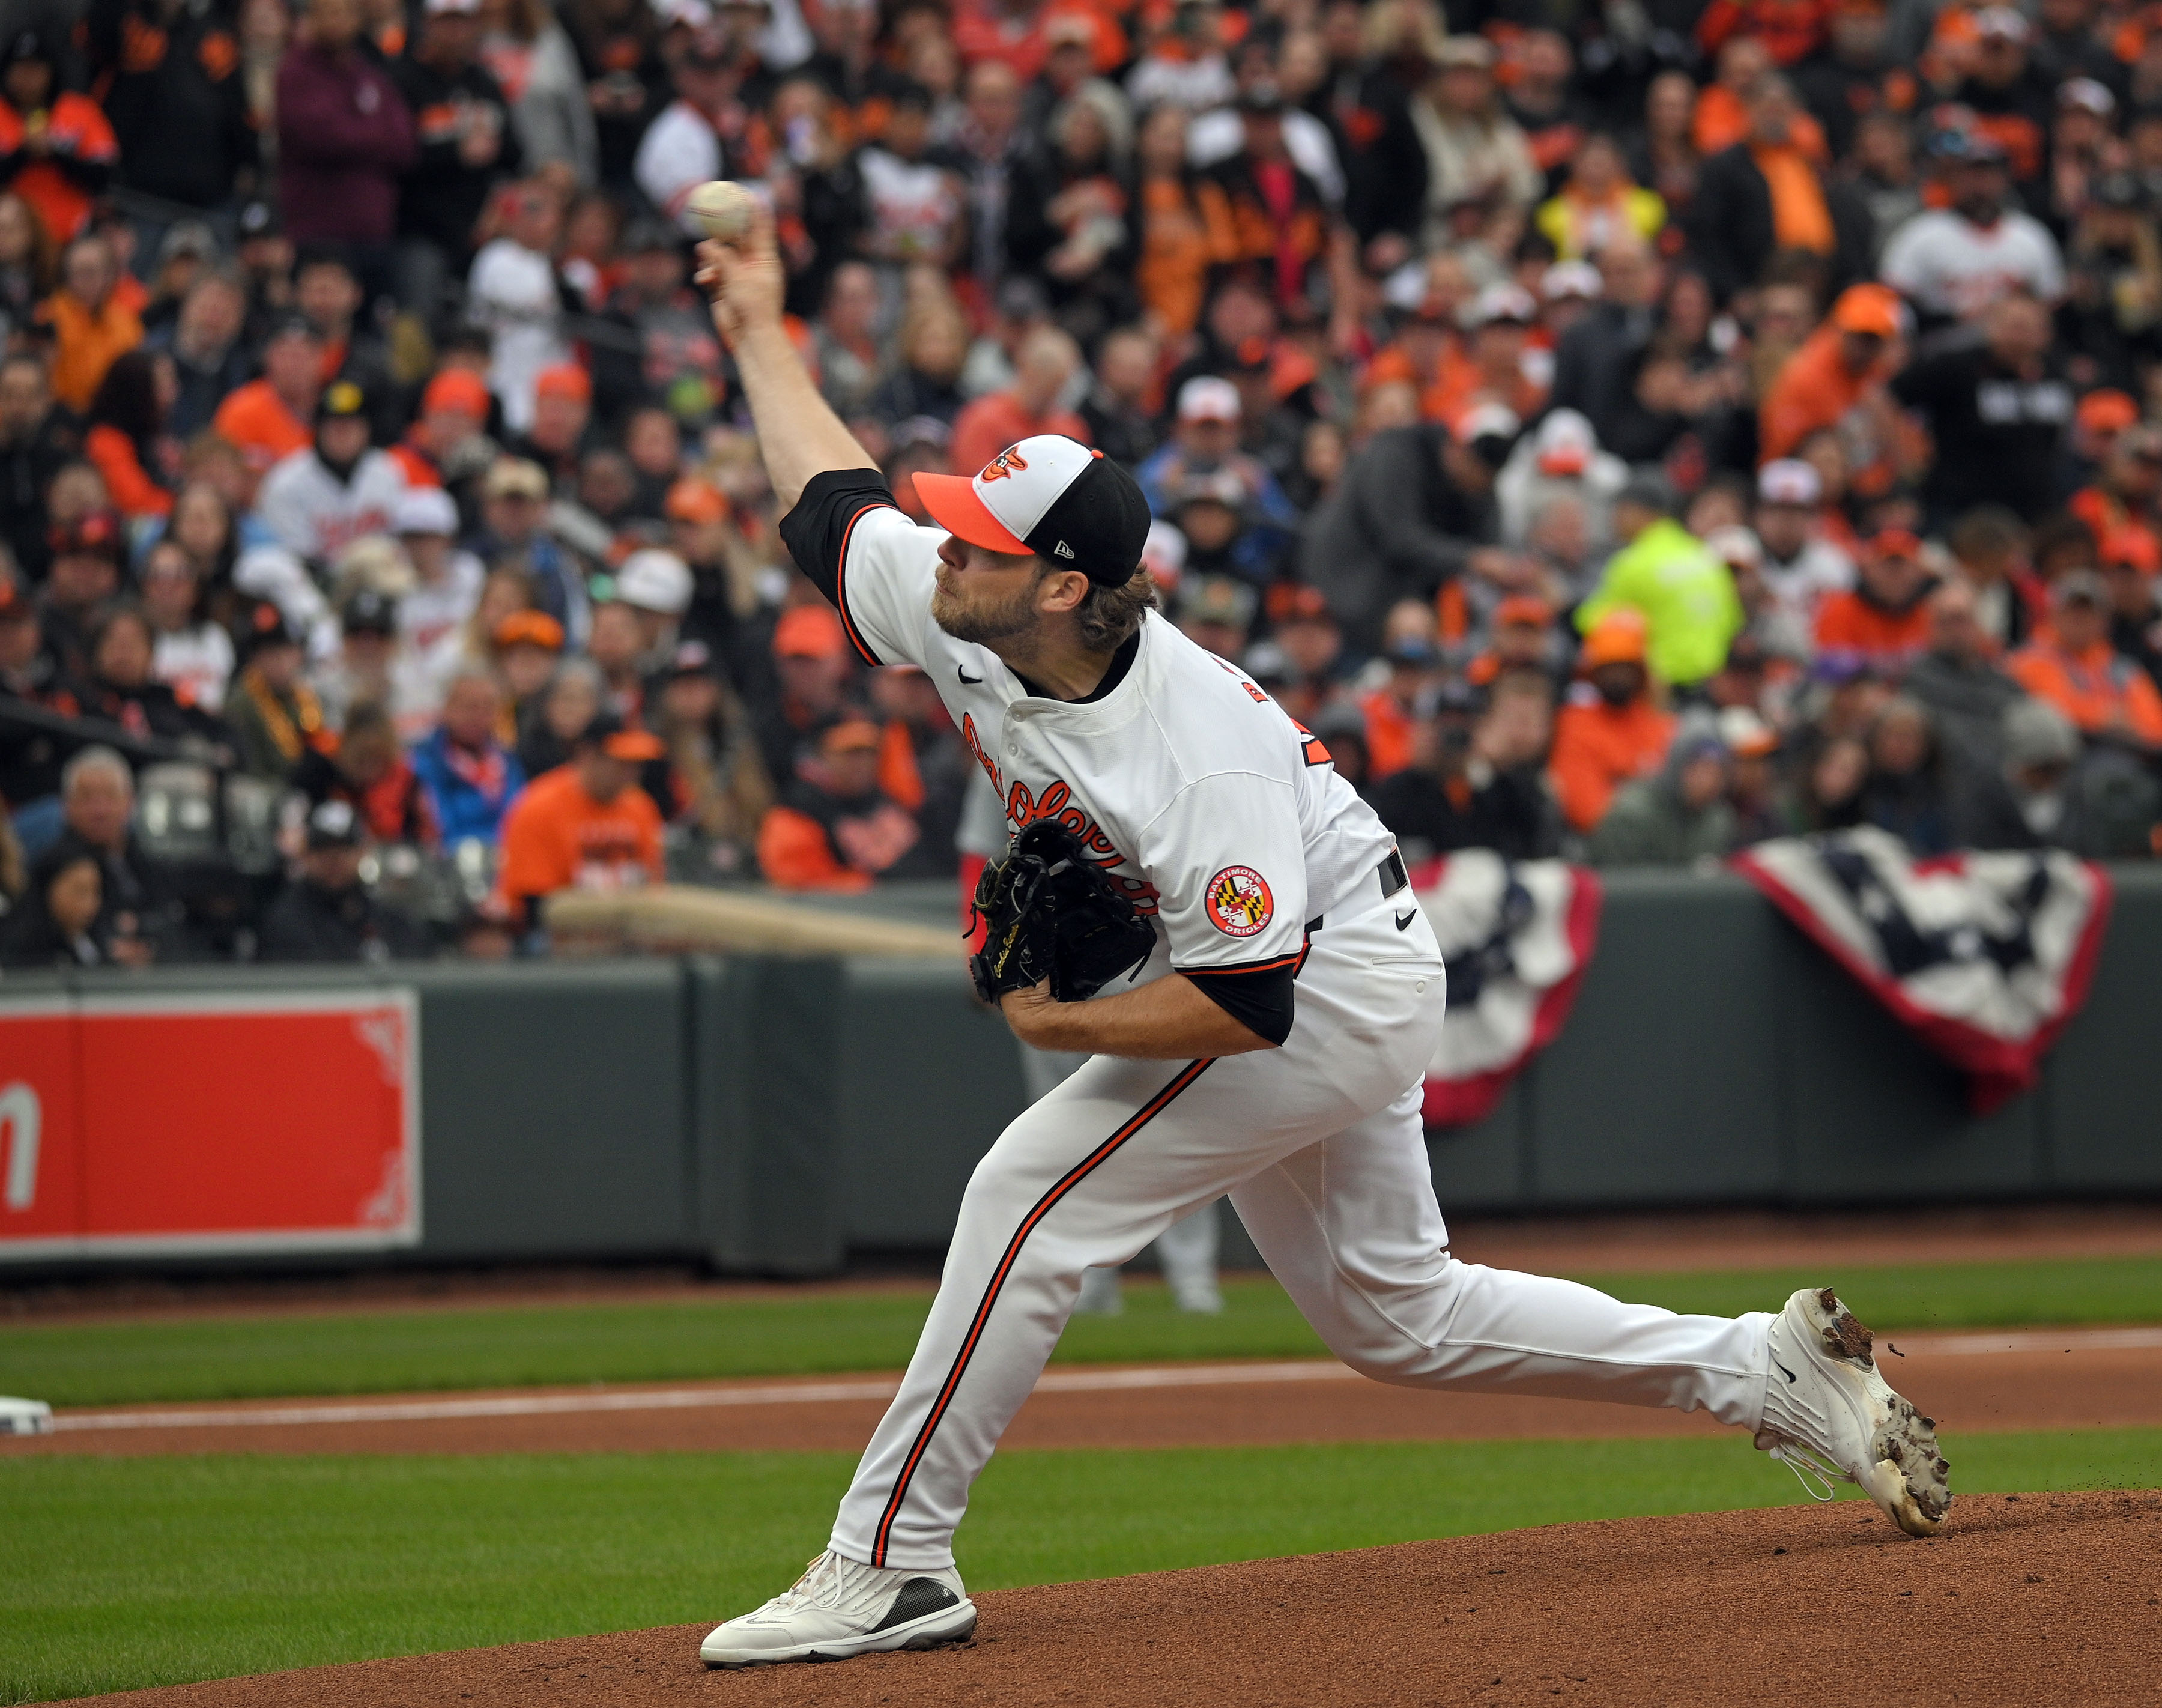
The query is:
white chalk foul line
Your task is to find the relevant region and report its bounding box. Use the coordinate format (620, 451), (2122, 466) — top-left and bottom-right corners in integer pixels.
(50, 1361), (1361, 1433)
(45, 1331), (2162, 1434)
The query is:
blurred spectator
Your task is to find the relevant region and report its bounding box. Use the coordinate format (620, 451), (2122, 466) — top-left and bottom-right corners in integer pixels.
(38, 510), (126, 680)
(2068, 423), (2162, 577)
(411, 666), (525, 843)
(1537, 133), (1664, 262)
(1880, 135), (2061, 325)
(1859, 695), (1957, 855)
(497, 709), (665, 927)
(213, 316), (324, 479)
(1759, 283), (1903, 465)
(1889, 291), (2070, 527)
(613, 547), (694, 661)
(1719, 705), (1782, 846)
(292, 701), (436, 846)
(1495, 409), (1627, 560)
(259, 797), (431, 962)
(1549, 609), (1674, 835)
(40, 233), (142, 415)
(82, 603), (231, 748)
(2105, 554), (2162, 692)
(518, 653), (604, 778)
(393, 486), (485, 718)
(644, 638), (771, 876)
(225, 603), (326, 783)
(1954, 696), (2159, 856)
(491, 607), (563, 725)
(1905, 580), (2026, 776)
(257, 383), (408, 568)
(276, 0), (417, 252)
(1588, 718), (1734, 865)
(0, 840), (106, 969)
(1411, 37), (1540, 247)
(1686, 75), (1867, 306)
(141, 541), (234, 715)
(514, 363), (596, 492)
(0, 353), (77, 580)
(58, 745), (187, 963)
(2008, 571), (2162, 754)
(81, 350), (175, 522)
(757, 707), (925, 890)
(1751, 459), (1853, 638)
(392, 366), (497, 493)
(1301, 413), (1514, 653)
(155, 273), (253, 443)
(1576, 472), (1743, 692)
(1176, 573), (1256, 659)
(477, 456), (591, 646)
(1370, 673), (1561, 861)
(470, 181), (571, 432)
(598, 222), (725, 426)
(391, 0), (522, 319)
(1813, 528), (1937, 676)
(0, 31), (118, 248)
(949, 326), (1089, 474)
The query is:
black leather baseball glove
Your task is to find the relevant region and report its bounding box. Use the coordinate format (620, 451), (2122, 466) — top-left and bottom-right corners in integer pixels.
(969, 819), (1158, 1006)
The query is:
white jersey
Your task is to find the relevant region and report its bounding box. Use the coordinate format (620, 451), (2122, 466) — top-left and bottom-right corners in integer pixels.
(837, 504), (1397, 981)
(1759, 536), (1855, 635)
(255, 447), (409, 567)
(1880, 210), (2063, 321)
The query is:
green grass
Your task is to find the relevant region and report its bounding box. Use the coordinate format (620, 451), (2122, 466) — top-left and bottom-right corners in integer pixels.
(7, 1258), (2162, 1409)
(5, 1429), (2158, 1704)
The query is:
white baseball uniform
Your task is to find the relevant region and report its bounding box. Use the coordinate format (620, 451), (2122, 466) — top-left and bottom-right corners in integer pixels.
(781, 448), (1776, 1573)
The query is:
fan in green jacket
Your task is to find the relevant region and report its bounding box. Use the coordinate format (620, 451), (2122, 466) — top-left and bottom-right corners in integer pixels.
(1575, 472), (1745, 688)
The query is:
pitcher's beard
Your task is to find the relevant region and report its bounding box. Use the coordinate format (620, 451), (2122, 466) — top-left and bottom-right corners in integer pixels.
(933, 578), (1038, 644)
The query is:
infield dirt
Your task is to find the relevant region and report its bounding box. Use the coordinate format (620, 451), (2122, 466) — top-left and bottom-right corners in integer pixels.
(52, 1492), (2162, 1706)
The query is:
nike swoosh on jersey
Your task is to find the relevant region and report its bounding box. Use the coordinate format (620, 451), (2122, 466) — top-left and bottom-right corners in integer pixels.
(1394, 909), (1416, 931)
(958, 666), (983, 685)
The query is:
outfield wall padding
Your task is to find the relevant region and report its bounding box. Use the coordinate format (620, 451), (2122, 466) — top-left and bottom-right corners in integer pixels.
(2, 866), (2158, 1275)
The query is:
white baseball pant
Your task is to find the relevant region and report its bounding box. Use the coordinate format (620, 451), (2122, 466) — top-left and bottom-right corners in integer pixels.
(831, 888), (1773, 1570)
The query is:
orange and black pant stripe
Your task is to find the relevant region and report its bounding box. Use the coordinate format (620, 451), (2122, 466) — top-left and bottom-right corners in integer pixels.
(870, 1056), (1215, 1566)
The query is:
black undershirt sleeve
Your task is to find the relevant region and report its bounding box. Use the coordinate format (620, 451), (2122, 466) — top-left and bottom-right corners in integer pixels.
(776, 467), (899, 613)
(1181, 961), (1297, 1047)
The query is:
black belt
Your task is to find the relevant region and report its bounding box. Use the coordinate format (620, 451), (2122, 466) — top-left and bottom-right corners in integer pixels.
(1306, 849), (1408, 935)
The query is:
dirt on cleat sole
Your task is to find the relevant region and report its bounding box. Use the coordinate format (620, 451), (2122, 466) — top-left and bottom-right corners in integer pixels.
(1805, 1288), (1952, 1537)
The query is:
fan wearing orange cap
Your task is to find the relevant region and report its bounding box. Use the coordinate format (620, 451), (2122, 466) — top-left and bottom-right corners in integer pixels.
(1812, 528), (1940, 674)
(495, 710), (666, 929)
(2068, 422), (2162, 580)
(1547, 608), (1678, 833)
(755, 709), (928, 891)
(509, 363), (594, 491)
(392, 366), (495, 489)
(1758, 283), (1905, 467)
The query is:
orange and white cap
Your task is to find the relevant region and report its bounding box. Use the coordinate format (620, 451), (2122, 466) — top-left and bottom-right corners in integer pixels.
(912, 435), (1152, 586)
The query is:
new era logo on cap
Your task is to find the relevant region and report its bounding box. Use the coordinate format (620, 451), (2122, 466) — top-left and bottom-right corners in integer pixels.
(913, 434), (1151, 586)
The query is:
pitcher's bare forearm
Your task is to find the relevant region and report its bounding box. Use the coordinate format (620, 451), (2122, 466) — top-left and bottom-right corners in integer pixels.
(696, 220), (873, 513)
(729, 321), (875, 513)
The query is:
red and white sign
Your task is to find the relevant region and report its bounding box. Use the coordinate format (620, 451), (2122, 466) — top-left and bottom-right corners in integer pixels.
(0, 990), (420, 1260)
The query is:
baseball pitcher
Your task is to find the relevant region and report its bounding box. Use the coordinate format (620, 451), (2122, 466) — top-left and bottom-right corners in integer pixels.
(692, 211), (1951, 1668)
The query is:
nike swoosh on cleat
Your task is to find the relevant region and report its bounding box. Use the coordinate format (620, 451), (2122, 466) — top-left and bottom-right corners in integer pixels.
(1394, 910), (1417, 931)
(958, 667), (983, 685)
(1773, 1358), (1798, 1385)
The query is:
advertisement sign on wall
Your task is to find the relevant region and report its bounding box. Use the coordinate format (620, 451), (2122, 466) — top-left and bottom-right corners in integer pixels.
(0, 990), (420, 1260)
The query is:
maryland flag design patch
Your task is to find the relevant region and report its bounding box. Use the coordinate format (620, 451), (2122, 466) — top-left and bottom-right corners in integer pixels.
(1204, 865), (1274, 937)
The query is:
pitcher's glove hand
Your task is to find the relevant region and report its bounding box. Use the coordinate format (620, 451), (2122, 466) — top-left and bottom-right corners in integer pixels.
(969, 819), (1157, 1006)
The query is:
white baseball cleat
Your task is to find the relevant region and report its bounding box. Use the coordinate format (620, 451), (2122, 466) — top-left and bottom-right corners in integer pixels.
(1755, 1286), (1951, 1537)
(698, 1550), (976, 1668)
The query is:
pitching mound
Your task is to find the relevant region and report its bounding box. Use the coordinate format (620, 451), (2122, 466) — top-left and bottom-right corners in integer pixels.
(61, 1493), (2161, 1707)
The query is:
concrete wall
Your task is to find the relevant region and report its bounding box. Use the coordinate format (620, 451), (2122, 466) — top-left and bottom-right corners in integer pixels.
(2, 866), (2155, 1276)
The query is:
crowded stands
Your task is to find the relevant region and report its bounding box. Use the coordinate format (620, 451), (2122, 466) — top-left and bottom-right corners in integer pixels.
(2, 0), (2162, 965)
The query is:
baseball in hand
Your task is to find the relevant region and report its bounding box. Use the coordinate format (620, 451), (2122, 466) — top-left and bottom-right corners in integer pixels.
(688, 181), (758, 246)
